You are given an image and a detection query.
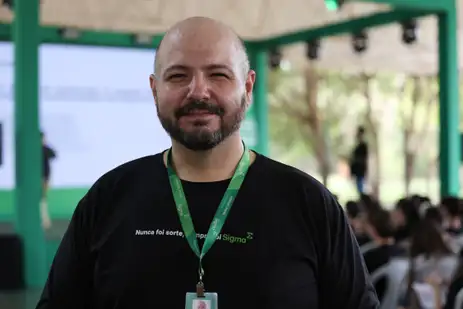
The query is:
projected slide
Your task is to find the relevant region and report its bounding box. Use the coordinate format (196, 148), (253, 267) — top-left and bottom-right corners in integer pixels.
(0, 44), (172, 188)
(0, 43), (258, 189)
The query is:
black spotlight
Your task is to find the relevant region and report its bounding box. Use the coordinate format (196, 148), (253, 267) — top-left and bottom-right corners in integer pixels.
(58, 28), (81, 40)
(268, 48), (282, 69)
(352, 30), (368, 54)
(2, 0), (13, 9)
(401, 19), (418, 44)
(306, 39), (320, 60)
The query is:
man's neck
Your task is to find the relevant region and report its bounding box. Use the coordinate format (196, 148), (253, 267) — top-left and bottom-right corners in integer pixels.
(164, 134), (252, 182)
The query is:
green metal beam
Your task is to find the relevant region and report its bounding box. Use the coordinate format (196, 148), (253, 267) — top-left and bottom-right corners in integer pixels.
(0, 23), (163, 49)
(0, 9), (435, 52)
(438, 5), (460, 197)
(355, 0), (451, 12)
(251, 9), (431, 49)
(249, 49), (269, 156)
(13, 0), (48, 287)
(0, 22), (258, 51)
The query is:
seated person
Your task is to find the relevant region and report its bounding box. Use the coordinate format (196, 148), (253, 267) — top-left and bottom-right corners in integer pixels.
(363, 207), (400, 301)
(345, 200), (370, 246)
(425, 207), (460, 253)
(392, 198), (421, 248)
(402, 219), (457, 309)
(424, 207), (443, 227)
(440, 196), (463, 236)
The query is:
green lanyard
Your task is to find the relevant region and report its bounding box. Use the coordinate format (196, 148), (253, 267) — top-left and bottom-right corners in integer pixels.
(166, 145), (251, 290)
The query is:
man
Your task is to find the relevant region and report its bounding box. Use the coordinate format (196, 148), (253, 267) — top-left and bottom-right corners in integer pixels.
(36, 17), (378, 309)
(350, 126), (368, 195)
(41, 131), (57, 229)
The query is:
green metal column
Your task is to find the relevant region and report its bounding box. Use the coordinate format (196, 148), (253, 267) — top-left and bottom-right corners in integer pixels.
(14, 0), (47, 287)
(438, 4), (460, 197)
(250, 49), (269, 155)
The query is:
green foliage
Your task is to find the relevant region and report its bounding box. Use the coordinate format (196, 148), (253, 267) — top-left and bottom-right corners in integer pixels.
(268, 68), (311, 164)
(268, 67), (365, 168)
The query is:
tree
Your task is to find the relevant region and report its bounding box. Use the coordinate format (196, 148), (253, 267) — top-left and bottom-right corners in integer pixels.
(268, 64), (362, 186)
(358, 74), (383, 198)
(397, 76), (437, 195)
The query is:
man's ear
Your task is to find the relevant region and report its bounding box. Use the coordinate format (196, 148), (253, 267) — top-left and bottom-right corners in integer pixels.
(149, 74), (157, 102)
(245, 69), (256, 106)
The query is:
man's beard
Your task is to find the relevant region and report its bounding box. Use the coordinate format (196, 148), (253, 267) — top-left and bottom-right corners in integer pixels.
(157, 95), (247, 151)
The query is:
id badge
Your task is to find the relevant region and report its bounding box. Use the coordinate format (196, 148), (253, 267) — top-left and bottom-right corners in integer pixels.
(185, 292), (218, 309)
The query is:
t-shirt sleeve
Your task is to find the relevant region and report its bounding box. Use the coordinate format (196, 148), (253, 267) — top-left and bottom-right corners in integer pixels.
(316, 189), (379, 309)
(35, 184), (99, 309)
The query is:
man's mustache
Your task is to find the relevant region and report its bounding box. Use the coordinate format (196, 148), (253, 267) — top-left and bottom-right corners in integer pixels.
(175, 101), (225, 118)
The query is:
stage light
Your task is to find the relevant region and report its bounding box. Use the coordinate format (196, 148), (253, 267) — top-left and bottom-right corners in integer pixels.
(58, 28), (81, 40)
(401, 19), (418, 45)
(352, 31), (368, 54)
(133, 34), (153, 46)
(2, 0), (13, 9)
(268, 48), (282, 70)
(306, 39), (320, 60)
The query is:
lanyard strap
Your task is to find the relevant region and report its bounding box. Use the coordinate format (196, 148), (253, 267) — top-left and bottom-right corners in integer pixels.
(166, 145), (251, 266)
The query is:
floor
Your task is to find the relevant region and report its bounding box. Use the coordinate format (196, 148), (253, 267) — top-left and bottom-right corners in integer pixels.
(0, 290), (42, 309)
(0, 220), (70, 309)
(0, 220), (70, 239)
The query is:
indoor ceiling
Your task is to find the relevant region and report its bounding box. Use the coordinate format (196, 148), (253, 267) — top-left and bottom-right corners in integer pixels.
(0, 0), (462, 75)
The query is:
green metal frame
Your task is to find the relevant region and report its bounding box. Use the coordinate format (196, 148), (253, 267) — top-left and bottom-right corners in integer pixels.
(0, 8), (438, 50)
(251, 9), (431, 49)
(356, 0), (452, 11)
(4, 0), (459, 288)
(0, 23), (163, 49)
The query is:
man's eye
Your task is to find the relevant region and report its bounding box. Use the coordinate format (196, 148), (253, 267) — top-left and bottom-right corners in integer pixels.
(169, 74), (186, 79)
(211, 73), (228, 78)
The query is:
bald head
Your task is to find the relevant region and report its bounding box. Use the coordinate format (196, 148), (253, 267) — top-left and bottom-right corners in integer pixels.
(149, 16), (256, 151)
(154, 17), (249, 79)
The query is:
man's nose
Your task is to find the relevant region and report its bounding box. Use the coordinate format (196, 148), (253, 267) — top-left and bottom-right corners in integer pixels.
(187, 74), (210, 101)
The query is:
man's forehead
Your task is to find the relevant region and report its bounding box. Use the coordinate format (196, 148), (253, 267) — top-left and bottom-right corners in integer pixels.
(165, 41), (235, 64)
(154, 17), (248, 77)
(161, 37), (240, 72)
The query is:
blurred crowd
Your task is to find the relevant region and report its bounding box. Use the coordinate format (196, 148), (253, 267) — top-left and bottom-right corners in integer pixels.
(346, 194), (463, 309)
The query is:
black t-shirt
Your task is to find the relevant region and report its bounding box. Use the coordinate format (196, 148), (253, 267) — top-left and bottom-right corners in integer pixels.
(36, 151), (379, 309)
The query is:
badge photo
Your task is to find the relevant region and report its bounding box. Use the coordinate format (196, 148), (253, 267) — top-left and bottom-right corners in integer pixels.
(185, 292), (218, 309)
(192, 299), (210, 309)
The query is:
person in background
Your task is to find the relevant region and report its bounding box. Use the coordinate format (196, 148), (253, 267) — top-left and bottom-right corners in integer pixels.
(424, 207), (443, 227)
(440, 196), (462, 237)
(391, 198), (421, 248)
(403, 219), (457, 309)
(41, 131), (57, 230)
(345, 200), (370, 246)
(363, 207), (400, 301)
(349, 126), (368, 195)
